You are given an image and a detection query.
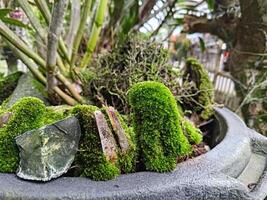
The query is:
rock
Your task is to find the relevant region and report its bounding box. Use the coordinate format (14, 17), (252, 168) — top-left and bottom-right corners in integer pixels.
(6, 73), (50, 108)
(0, 71), (23, 105)
(15, 116), (81, 182)
(105, 106), (131, 155)
(94, 110), (117, 164)
(0, 112), (12, 128)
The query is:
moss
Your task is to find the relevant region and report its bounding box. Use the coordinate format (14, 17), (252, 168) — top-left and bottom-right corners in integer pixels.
(128, 81), (192, 172)
(45, 105), (72, 125)
(0, 97), (46, 172)
(71, 105), (120, 180)
(0, 72), (23, 104)
(0, 97), (70, 173)
(31, 78), (48, 99)
(85, 36), (181, 114)
(183, 58), (214, 120)
(182, 118), (203, 145)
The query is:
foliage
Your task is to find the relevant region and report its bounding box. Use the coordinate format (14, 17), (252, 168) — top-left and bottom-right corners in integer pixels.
(0, 97), (67, 173)
(0, 71), (23, 104)
(182, 118), (202, 145)
(71, 105), (120, 180)
(128, 81), (192, 172)
(182, 58), (215, 120)
(84, 36), (181, 114)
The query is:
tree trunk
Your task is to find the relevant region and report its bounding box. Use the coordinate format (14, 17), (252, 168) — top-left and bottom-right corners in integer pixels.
(228, 0), (267, 135)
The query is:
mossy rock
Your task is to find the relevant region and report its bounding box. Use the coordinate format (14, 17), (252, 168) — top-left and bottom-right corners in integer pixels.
(0, 71), (23, 105)
(0, 97), (68, 173)
(71, 105), (136, 180)
(102, 106), (136, 173)
(71, 105), (120, 180)
(128, 81), (193, 172)
(183, 58), (215, 120)
(6, 73), (50, 108)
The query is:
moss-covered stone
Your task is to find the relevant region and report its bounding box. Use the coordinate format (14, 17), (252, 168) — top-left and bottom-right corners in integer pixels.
(0, 97), (45, 172)
(71, 105), (120, 180)
(0, 97), (68, 173)
(6, 73), (50, 108)
(183, 58), (214, 120)
(103, 106), (136, 173)
(128, 81), (192, 172)
(0, 72), (23, 104)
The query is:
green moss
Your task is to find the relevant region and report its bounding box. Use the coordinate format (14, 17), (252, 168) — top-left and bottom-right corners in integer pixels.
(182, 118), (202, 145)
(0, 97), (46, 172)
(71, 105), (120, 180)
(45, 105), (72, 125)
(85, 36), (181, 114)
(31, 78), (48, 99)
(0, 97), (71, 173)
(183, 58), (214, 120)
(128, 81), (192, 172)
(0, 72), (23, 104)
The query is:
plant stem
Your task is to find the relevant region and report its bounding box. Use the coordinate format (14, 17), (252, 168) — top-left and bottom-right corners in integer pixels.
(70, 0), (92, 68)
(34, 0), (51, 24)
(66, 0), (81, 56)
(34, 0), (71, 64)
(80, 0), (108, 68)
(6, 39), (77, 105)
(18, 0), (68, 72)
(46, 0), (69, 101)
(0, 20), (83, 104)
(0, 20), (45, 66)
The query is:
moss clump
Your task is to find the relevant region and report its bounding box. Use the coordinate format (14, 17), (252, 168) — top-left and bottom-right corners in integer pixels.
(128, 81), (192, 172)
(71, 105), (120, 180)
(183, 58), (214, 120)
(0, 97), (69, 173)
(0, 72), (23, 104)
(0, 97), (45, 172)
(182, 118), (202, 145)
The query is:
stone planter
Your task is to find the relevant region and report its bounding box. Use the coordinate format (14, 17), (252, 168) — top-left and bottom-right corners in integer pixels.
(0, 108), (266, 200)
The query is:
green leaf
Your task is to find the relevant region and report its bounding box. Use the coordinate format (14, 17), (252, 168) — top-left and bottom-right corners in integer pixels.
(0, 9), (12, 18)
(198, 37), (206, 52)
(206, 0), (214, 10)
(1, 17), (31, 29)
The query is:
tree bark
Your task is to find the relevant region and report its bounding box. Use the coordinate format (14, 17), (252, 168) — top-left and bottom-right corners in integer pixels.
(227, 0), (267, 135)
(183, 0), (267, 135)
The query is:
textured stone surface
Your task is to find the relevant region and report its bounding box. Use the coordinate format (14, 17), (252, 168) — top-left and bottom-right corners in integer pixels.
(94, 110), (117, 164)
(0, 112), (12, 128)
(7, 73), (50, 107)
(0, 108), (266, 200)
(106, 106), (130, 154)
(15, 117), (81, 182)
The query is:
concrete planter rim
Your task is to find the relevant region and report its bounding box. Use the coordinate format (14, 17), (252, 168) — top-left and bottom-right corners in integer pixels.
(0, 107), (267, 200)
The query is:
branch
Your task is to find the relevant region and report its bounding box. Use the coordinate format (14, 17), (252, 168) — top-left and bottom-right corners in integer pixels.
(46, 0), (69, 100)
(34, 0), (71, 64)
(183, 14), (237, 43)
(139, 0), (156, 22)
